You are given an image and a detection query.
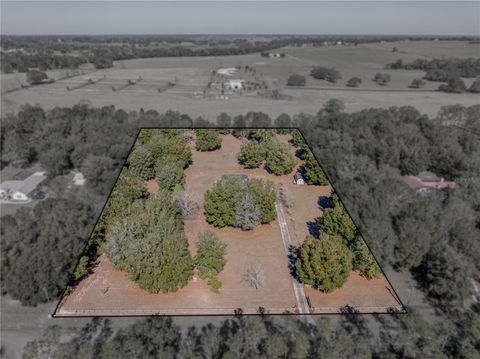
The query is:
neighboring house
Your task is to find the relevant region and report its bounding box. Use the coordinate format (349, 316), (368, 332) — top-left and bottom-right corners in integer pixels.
(0, 171), (47, 201)
(224, 79), (244, 90)
(294, 171), (305, 185)
(402, 171), (456, 193)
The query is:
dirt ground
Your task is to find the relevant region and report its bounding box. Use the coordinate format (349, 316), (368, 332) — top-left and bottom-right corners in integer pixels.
(2, 41), (478, 118)
(56, 131), (403, 316)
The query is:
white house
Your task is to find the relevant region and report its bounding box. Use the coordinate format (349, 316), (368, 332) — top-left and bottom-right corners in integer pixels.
(225, 79), (244, 90)
(72, 172), (86, 186)
(0, 171), (47, 201)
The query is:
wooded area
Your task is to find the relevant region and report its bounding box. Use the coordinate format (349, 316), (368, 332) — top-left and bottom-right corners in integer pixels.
(1, 102), (479, 357)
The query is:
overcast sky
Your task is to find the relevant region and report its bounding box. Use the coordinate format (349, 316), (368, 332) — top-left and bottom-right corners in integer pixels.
(1, 1), (479, 36)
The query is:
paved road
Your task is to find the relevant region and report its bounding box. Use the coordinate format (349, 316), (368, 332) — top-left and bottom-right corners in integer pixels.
(275, 201), (312, 317)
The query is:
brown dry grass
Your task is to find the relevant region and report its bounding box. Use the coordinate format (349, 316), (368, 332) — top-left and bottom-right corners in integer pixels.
(3, 42), (478, 118)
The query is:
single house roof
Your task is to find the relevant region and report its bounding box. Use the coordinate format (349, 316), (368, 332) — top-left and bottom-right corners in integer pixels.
(294, 172), (304, 181)
(0, 171), (47, 195)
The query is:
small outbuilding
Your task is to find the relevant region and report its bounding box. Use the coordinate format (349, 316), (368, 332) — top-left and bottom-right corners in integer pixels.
(293, 171), (305, 185)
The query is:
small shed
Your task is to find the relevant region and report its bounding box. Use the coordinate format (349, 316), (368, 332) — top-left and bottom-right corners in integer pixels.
(294, 171), (305, 185)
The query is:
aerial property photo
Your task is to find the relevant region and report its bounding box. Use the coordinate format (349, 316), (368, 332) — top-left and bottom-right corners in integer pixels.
(55, 129), (403, 316)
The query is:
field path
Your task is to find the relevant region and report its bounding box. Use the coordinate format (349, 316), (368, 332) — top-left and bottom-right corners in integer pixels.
(275, 200), (314, 322)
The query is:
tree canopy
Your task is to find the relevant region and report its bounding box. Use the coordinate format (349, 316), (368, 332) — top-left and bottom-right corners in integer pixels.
(295, 234), (352, 293)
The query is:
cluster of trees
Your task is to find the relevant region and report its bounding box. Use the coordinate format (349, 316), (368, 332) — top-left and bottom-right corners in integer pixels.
(21, 306), (480, 359)
(204, 177), (276, 230)
(25, 70), (49, 85)
(195, 129), (222, 151)
(346, 77), (362, 87)
(100, 130), (194, 293)
(297, 103), (480, 305)
(295, 194), (381, 292)
(387, 57), (480, 93)
(290, 130), (329, 185)
(2, 102), (479, 343)
(287, 74), (306, 86)
(387, 57), (480, 80)
(238, 131), (297, 175)
(1, 35), (300, 73)
(1, 51), (86, 73)
(373, 72), (391, 85)
(310, 66), (341, 83)
(195, 231), (226, 292)
(436, 77), (480, 94)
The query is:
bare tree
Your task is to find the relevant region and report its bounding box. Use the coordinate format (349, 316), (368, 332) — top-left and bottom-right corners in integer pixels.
(175, 190), (199, 219)
(243, 265), (265, 290)
(235, 192), (261, 230)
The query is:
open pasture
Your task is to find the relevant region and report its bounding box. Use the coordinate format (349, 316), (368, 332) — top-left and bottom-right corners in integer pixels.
(2, 41), (478, 119)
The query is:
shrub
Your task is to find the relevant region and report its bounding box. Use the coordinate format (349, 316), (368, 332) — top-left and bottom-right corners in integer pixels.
(409, 78), (426, 89)
(204, 177), (245, 227)
(246, 179), (277, 223)
(346, 77), (362, 87)
(208, 276), (222, 293)
(311, 66), (341, 83)
(26, 70), (48, 84)
(287, 74), (306, 86)
(438, 77), (467, 93)
(195, 129), (222, 151)
(204, 177), (276, 229)
(128, 144), (155, 180)
(303, 150), (329, 185)
(321, 199), (357, 244)
(351, 237), (382, 279)
(155, 159), (185, 192)
(373, 73), (391, 85)
(295, 234), (352, 293)
(73, 256), (89, 281)
(238, 141), (265, 168)
(265, 140), (296, 175)
(195, 231), (226, 279)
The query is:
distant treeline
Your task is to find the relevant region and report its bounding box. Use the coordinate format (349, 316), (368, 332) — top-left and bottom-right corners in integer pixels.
(386, 57), (480, 81)
(2, 34), (478, 73)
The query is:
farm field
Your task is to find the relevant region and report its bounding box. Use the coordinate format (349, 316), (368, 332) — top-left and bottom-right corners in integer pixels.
(55, 130), (403, 316)
(2, 41), (479, 118)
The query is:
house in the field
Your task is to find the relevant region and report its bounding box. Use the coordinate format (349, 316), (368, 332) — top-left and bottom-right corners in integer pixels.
(224, 79), (244, 90)
(0, 171), (47, 201)
(402, 171), (456, 193)
(72, 172), (86, 186)
(293, 171), (305, 185)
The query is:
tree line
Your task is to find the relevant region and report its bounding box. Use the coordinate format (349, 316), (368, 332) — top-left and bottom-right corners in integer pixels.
(20, 307), (480, 359)
(1, 102), (479, 309)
